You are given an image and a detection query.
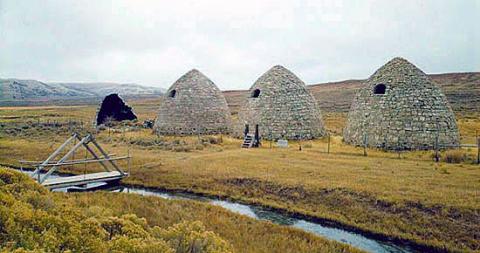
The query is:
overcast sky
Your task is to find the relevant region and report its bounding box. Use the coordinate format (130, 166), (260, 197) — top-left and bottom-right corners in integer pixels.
(0, 0), (478, 90)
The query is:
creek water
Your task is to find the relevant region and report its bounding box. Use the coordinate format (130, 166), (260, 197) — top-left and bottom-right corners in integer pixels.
(20, 170), (418, 253)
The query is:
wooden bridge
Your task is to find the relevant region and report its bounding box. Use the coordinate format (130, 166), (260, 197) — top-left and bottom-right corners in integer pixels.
(42, 171), (125, 189)
(21, 133), (129, 190)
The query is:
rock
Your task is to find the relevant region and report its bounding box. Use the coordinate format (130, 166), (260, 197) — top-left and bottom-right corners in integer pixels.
(143, 119), (154, 129)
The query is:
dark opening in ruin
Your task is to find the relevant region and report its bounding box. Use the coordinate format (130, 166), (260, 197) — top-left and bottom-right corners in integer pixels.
(251, 89), (261, 98)
(96, 94), (137, 126)
(168, 89), (177, 98)
(373, 84), (386, 95)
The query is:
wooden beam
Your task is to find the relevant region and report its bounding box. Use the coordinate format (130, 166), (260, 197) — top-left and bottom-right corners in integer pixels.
(32, 133), (77, 181)
(75, 134), (111, 172)
(89, 136), (125, 175)
(20, 154), (117, 165)
(33, 156), (130, 167)
(40, 135), (90, 183)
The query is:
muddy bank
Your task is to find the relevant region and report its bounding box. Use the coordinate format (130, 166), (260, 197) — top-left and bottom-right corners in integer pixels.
(218, 177), (479, 252)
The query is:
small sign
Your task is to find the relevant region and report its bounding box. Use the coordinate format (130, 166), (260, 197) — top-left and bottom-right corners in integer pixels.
(277, 139), (288, 148)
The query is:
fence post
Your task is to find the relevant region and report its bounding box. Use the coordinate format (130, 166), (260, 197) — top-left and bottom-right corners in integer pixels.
(363, 133), (368, 157)
(269, 132), (273, 149)
(127, 148), (131, 176)
(434, 132), (440, 162)
(476, 130), (479, 165)
(327, 134), (331, 154)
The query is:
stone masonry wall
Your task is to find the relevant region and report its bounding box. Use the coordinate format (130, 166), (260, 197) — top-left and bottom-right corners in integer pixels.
(343, 58), (459, 150)
(154, 69), (232, 135)
(237, 65), (326, 140)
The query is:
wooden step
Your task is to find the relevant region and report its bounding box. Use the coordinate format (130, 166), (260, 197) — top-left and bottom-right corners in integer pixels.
(241, 134), (255, 148)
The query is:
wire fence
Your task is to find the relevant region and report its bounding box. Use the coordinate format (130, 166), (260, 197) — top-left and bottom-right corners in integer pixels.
(2, 120), (479, 165)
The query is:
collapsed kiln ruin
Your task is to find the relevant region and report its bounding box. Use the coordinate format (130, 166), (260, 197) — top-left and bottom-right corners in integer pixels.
(343, 57), (459, 150)
(154, 69), (232, 135)
(237, 65), (326, 140)
(96, 94), (137, 126)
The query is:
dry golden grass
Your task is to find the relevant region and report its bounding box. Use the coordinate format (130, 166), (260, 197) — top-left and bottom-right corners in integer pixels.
(456, 114), (480, 144)
(63, 192), (364, 253)
(0, 101), (479, 252)
(1, 167), (361, 253)
(322, 112), (347, 135)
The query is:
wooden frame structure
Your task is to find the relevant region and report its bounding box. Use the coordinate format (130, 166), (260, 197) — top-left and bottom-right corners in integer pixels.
(21, 132), (129, 189)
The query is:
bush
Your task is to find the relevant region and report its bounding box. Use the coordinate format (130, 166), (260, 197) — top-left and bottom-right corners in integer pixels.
(201, 136), (222, 145)
(172, 146), (192, 152)
(155, 221), (233, 253)
(443, 150), (466, 163)
(303, 143), (313, 148)
(0, 168), (232, 253)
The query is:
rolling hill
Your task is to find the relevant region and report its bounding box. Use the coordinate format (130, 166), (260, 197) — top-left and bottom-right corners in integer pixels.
(223, 72), (480, 115)
(0, 78), (164, 105)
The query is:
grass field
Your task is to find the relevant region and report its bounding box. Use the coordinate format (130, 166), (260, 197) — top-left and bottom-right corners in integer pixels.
(1, 167), (361, 253)
(0, 100), (479, 252)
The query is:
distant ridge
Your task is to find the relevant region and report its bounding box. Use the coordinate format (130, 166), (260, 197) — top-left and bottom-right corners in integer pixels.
(0, 78), (164, 105)
(57, 82), (164, 97)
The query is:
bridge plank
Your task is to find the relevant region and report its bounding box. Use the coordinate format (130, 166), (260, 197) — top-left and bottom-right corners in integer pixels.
(42, 171), (127, 189)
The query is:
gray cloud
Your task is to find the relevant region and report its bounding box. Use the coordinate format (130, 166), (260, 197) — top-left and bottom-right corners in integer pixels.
(1, 0), (478, 90)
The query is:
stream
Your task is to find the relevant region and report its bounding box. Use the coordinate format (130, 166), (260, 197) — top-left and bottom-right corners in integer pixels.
(19, 170), (418, 253)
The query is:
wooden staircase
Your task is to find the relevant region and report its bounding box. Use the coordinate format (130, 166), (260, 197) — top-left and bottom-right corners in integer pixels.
(241, 134), (255, 148)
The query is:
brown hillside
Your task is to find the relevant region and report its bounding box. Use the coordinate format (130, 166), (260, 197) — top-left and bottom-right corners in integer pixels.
(223, 72), (480, 115)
